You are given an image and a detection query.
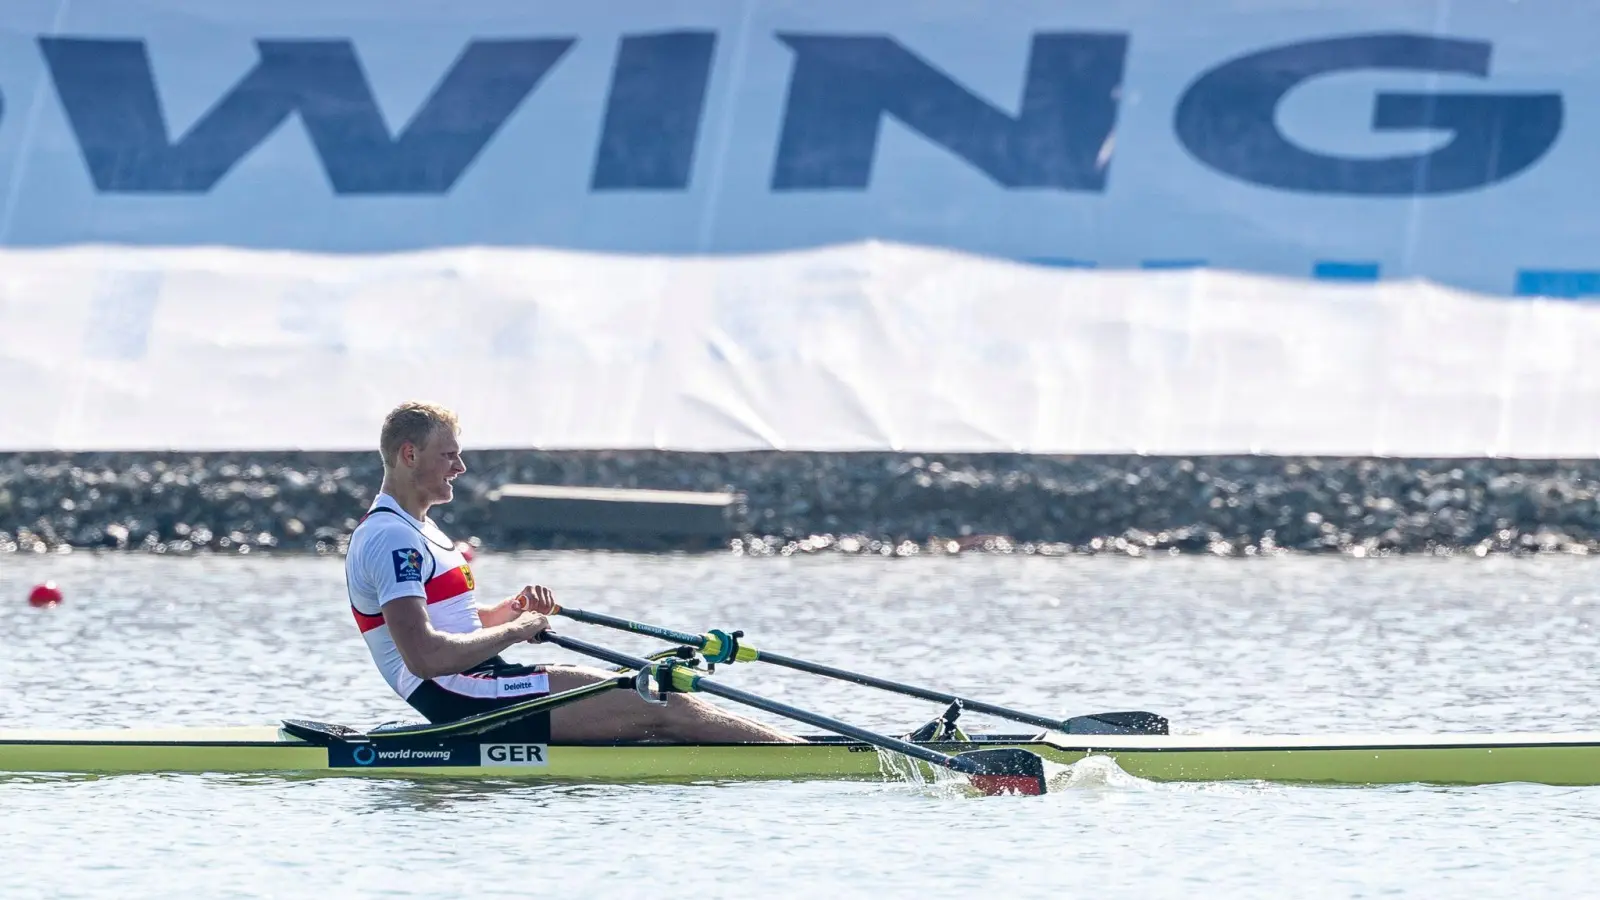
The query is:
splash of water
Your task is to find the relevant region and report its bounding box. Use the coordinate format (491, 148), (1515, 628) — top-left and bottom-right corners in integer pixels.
(1045, 754), (1151, 791)
(873, 747), (969, 794)
(874, 748), (1163, 797)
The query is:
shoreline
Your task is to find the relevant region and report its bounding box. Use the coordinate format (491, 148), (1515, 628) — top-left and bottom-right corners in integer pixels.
(3, 451), (1598, 557)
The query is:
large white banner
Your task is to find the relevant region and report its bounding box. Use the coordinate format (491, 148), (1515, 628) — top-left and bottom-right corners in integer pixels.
(3, 242), (1598, 455)
(0, 0), (1593, 296)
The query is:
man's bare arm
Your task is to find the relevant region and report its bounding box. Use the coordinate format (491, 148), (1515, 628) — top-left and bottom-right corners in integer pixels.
(383, 596), (547, 679)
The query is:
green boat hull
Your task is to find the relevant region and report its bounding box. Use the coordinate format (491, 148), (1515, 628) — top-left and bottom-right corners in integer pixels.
(2, 726), (1598, 786)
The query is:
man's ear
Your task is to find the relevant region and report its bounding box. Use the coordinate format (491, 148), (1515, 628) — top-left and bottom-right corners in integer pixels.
(397, 441), (415, 467)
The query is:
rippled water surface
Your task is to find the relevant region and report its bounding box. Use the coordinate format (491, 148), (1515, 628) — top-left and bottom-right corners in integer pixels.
(2, 552), (1598, 898)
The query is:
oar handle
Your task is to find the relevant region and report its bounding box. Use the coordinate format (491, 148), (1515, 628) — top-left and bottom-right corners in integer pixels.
(537, 630), (992, 777)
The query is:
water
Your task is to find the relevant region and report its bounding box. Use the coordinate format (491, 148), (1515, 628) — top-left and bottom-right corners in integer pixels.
(1, 552), (1597, 898)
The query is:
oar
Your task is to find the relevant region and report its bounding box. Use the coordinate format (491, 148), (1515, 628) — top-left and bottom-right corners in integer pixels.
(543, 603), (1166, 736)
(536, 630), (1051, 796)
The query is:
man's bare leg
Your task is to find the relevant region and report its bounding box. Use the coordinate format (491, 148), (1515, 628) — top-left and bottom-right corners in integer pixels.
(545, 665), (804, 743)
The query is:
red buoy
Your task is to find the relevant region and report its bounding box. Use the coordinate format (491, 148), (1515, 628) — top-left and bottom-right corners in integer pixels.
(28, 581), (63, 608)
(455, 541), (475, 562)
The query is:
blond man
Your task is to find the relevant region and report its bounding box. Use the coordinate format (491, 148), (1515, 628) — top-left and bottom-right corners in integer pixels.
(343, 401), (798, 742)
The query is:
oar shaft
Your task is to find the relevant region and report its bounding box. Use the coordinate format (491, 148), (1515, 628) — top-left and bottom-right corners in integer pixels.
(553, 606), (703, 647)
(553, 605), (1065, 731)
(752, 650), (1063, 731)
(695, 681), (985, 775)
(539, 631), (987, 777)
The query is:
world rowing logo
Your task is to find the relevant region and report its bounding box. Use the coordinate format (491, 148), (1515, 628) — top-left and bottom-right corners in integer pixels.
(353, 745), (376, 766)
(391, 548), (423, 583)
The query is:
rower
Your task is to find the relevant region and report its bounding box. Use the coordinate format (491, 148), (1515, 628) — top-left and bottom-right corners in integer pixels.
(343, 401), (801, 743)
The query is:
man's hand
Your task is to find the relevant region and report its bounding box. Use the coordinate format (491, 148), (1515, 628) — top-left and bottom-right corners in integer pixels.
(506, 610), (550, 643)
(511, 584), (558, 616)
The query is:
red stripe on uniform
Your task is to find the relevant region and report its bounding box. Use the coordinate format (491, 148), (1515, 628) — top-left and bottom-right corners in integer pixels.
(352, 564), (470, 633)
(352, 607), (386, 633)
(425, 565), (471, 604)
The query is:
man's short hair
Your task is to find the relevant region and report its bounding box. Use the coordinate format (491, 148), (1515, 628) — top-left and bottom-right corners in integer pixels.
(380, 402), (460, 469)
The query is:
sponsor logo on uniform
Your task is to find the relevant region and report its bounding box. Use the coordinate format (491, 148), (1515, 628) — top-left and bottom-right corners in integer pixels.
(481, 744), (549, 766)
(462, 566), (475, 590)
(495, 673), (550, 697)
(392, 548), (423, 582)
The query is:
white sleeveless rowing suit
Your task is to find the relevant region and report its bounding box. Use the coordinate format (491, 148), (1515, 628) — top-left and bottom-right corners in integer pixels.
(344, 492), (548, 720)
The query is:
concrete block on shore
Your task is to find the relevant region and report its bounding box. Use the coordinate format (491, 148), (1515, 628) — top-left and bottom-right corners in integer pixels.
(488, 483), (737, 543)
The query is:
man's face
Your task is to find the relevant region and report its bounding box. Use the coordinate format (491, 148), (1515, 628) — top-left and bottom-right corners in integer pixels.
(409, 426), (466, 505)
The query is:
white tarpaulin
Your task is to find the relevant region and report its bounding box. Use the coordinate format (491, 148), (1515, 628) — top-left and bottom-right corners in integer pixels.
(2, 242), (1597, 456)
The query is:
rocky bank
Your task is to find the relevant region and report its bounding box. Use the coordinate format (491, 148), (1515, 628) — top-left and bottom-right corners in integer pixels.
(2, 452), (1599, 557)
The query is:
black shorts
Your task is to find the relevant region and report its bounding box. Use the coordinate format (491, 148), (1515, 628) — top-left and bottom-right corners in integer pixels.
(405, 659), (553, 743)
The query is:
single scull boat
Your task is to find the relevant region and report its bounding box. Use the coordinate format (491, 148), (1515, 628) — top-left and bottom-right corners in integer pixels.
(7, 609), (1588, 789)
(2, 725), (1598, 785)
